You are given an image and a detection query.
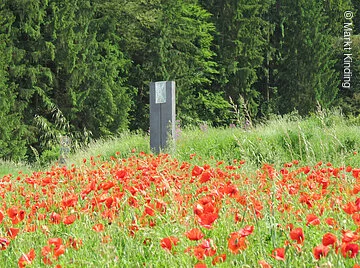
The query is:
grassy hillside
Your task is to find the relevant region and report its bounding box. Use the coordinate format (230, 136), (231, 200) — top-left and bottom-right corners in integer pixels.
(1, 110), (360, 177)
(2, 110), (360, 267)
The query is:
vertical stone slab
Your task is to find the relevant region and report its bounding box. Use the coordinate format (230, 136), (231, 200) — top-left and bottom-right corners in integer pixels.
(59, 135), (71, 165)
(150, 81), (175, 154)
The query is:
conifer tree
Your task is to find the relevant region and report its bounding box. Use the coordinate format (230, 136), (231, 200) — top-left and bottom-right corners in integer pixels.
(116, 0), (221, 128)
(3, 0), (133, 161)
(199, 0), (274, 119)
(274, 0), (338, 115)
(0, 4), (27, 160)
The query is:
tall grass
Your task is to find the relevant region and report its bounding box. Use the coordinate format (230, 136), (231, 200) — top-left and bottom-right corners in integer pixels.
(175, 110), (360, 169)
(1, 111), (360, 267)
(1, 110), (360, 177)
(63, 131), (151, 168)
(0, 159), (33, 178)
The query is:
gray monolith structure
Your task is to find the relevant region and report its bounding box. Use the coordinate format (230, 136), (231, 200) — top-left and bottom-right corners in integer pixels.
(149, 81), (175, 154)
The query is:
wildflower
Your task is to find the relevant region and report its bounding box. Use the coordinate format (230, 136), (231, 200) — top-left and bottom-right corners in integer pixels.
(160, 236), (179, 252)
(63, 214), (77, 225)
(228, 233), (247, 254)
(313, 244), (329, 260)
(185, 228), (204, 241)
(212, 254), (226, 265)
(0, 238), (10, 250)
(7, 227), (20, 239)
(271, 248), (285, 261)
(341, 243), (359, 258)
(49, 212), (61, 224)
(258, 260), (272, 268)
(322, 233), (337, 247)
(342, 230), (359, 243)
(93, 223), (104, 232)
(290, 228), (304, 244)
(192, 166), (204, 176)
(306, 214), (320, 226)
(18, 248), (35, 268)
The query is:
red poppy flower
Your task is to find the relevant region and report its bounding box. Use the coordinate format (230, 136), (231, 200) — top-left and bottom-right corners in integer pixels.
(199, 171), (212, 183)
(341, 243), (359, 258)
(18, 248), (35, 268)
(353, 214), (360, 226)
(93, 223), (104, 232)
(54, 244), (66, 258)
(50, 212), (61, 224)
(0, 238), (10, 250)
(41, 245), (51, 257)
(48, 238), (63, 249)
(115, 170), (127, 180)
(105, 197), (114, 209)
(7, 207), (25, 225)
(42, 256), (52, 265)
(194, 263), (207, 268)
(61, 195), (78, 208)
(271, 248), (285, 261)
(325, 217), (337, 227)
(192, 166), (204, 176)
(286, 223), (294, 231)
(343, 202), (357, 215)
(185, 228), (204, 241)
(342, 230), (359, 243)
(239, 225), (254, 237)
(100, 181), (115, 191)
(313, 244), (329, 260)
(212, 254), (226, 265)
(160, 236), (179, 251)
(289, 228), (304, 244)
(322, 233), (337, 247)
(197, 212), (218, 229)
(353, 168), (360, 179)
(145, 204), (155, 216)
(63, 214), (77, 225)
(192, 246), (205, 260)
(7, 227), (20, 239)
(258, 260), (272, 268)
(228, 233), (247, 254)
(200, 238), (217, 257)
(306, 214), (320, 226)
(67, 237), (82, 250)
(7, 206), (18, 219)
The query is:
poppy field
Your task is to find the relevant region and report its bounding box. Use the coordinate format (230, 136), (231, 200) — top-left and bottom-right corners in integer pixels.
(2, 150), (360, 268)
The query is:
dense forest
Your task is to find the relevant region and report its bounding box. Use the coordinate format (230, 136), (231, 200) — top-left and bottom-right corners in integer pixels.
(0, 0), (359, 162)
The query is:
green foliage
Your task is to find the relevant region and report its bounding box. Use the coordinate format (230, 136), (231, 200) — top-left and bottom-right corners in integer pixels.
(274, 0), (339, 115)
(1, 1), (359, 163)
(122, 0), (218, 128)
(335, 34), (360, 115)
(200, 0), (274, 118)
(353, 0), (360, 33)
(323, 0), (353, 35)
(0, 4), (27, 161)
(61, 111), (360, 170)
(2, 0), (133, 162)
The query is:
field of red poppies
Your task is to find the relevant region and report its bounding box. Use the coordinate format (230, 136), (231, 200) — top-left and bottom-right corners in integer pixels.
(2, 151), (360, 267)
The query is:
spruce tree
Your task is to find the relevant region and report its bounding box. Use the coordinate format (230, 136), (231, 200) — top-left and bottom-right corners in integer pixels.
(3, 0), (133, 161)
(275, 0), (338, 115)
(115, 0), (221, 128)
(199, 0), (274, 120)
(0, 4), (27, 160)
